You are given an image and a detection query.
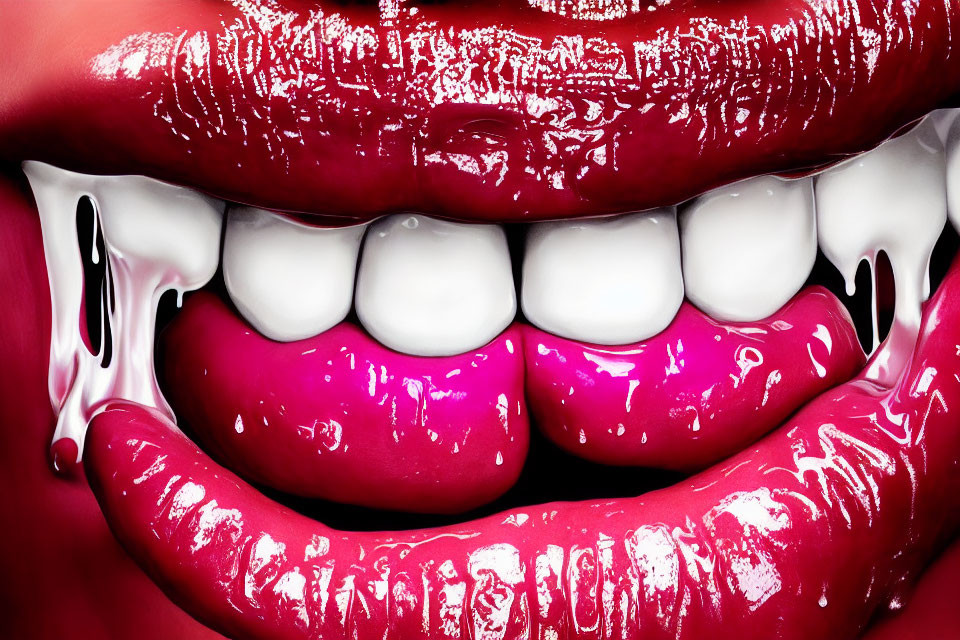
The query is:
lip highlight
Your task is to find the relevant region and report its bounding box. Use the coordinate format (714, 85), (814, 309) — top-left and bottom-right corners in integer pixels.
(84, 254), (960, 640)
(1, 0), (958, 220)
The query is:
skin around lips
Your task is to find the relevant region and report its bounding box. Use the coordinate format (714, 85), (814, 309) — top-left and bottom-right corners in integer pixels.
(524, 287), (865, 470)
(1, 0), (959, 220)
(83, 255), (960, 640)
(162, 293), (529, 515)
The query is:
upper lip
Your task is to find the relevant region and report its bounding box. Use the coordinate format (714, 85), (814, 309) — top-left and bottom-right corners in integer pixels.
(2, 0), (958, 221)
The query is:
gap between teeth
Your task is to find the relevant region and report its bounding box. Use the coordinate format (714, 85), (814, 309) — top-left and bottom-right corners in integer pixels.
(23, 110), (960, 459)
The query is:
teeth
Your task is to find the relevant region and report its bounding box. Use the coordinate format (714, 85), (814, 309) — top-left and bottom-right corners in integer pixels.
(680, 176), (817, 322)
(521, 208), (683, 345)
(815, 120), (946, 384)
(355, 214), (516, 356)
(945, 113), (960, 234)
(223, 207), (366, 342)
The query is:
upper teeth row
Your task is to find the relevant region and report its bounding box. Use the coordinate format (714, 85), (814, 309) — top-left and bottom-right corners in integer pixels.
(223, 115), (955, 356)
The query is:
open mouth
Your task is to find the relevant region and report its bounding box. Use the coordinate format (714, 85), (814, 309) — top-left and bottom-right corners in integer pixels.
(3, 1), (960, 639)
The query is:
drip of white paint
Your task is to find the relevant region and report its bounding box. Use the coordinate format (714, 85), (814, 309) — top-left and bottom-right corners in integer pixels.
(815, 118), (947, 387)
(23, 161), (224, 461)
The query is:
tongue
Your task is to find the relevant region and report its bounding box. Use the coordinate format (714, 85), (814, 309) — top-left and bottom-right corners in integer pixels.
(23, 161), (223, 464)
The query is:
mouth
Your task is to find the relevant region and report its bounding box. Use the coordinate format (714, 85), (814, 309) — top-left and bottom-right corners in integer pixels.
(4, 1), (960, 639)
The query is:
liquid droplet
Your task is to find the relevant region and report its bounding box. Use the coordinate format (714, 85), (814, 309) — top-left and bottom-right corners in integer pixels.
(90, 206), (100, 265)
(49, 438), (80, 476)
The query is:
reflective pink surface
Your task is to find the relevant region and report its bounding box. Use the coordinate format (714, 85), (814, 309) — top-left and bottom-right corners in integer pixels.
(162, 293), (529, 514)
(1, 0), (957, 220)
(84, 256), (960, 640)
(4, 2), (960, 636)
(525, 288), (865, 469)
(1, 171), (955, 639)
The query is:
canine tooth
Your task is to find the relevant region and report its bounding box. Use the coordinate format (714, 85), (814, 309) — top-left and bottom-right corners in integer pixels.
(815, 120), (946, 385)
(680, 176), (817, 322)
(521, 208), (683, 345)
(223, 207), (366, 342)
(22, 161), (224, 460)
(355, 214), (516, 356)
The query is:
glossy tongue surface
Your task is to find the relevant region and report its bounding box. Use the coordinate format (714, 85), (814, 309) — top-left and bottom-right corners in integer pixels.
(524, 287), (863, 470)
(163, 293), (530, 515)
(23, 161), (223, 463)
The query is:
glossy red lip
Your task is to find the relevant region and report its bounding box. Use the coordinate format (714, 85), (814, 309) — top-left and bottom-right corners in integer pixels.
(84, 254), (960, 640)
(1, 0), (957, 220)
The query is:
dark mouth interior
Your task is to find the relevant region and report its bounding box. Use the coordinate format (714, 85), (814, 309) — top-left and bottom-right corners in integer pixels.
(111, 216), (960, 532)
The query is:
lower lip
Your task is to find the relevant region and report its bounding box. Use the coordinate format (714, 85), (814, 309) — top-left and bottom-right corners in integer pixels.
(84, 250), (960, 639)
(76, 209), (960, 640)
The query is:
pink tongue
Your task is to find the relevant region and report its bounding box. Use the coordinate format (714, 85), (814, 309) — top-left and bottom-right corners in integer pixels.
(524, 286), (865, 470)
(162, 285), (862, 514)
(162, 293), (529, 515)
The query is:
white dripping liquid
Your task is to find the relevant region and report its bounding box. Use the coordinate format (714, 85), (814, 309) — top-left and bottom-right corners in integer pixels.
(23, 161), (224, 465)
(815, 118), (948, 387)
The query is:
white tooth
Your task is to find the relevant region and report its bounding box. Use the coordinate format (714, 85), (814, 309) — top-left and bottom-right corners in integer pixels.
(944, 112), (960, 234)
(521, 208), (683, 345)
(223, 207), (366, 342)
(680, 175), (817, 322)
(355, 214), (516, 356)
(22, 161), (224, 460)
(815, 120), (946, 385)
